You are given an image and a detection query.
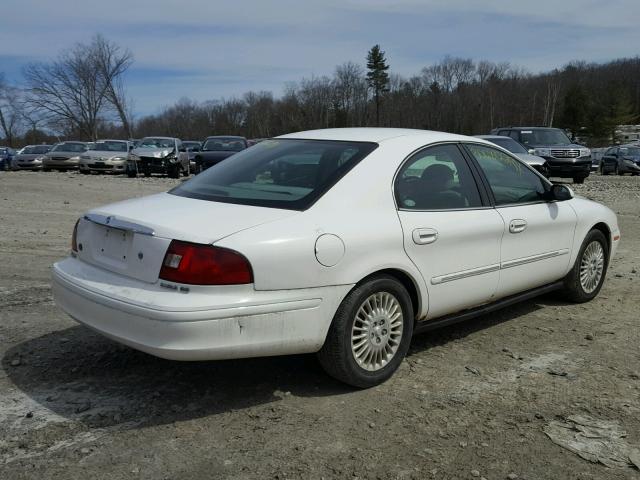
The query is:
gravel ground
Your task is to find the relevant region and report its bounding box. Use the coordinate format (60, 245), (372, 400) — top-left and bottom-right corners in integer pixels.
(0, 171), (639, 480)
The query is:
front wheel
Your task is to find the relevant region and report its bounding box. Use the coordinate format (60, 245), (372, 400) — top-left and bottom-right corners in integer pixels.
(317, 275), (413, 388)
(560, 229), (609, 303)
(573, 176), (585, 184)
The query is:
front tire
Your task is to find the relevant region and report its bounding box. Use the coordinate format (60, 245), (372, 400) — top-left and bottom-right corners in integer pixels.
(573, 176), (585, 184)
(317, 275), (413, 388)
(560, 229), (609, 303)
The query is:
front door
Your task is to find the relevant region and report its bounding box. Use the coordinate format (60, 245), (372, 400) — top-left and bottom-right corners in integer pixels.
(394, 143), (504, 319)
(464, 143), (577, 298)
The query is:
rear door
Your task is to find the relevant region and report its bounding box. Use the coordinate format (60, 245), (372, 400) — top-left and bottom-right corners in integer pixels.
(464, 143), (577, 298)
(395, 143), (504, 319)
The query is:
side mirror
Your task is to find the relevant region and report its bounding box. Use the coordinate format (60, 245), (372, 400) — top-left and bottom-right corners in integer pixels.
(547, 184), (573, 201)
(528, 149), (535, 155)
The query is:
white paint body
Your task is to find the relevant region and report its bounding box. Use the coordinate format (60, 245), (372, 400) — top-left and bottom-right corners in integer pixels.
(52, 128), (620, 361)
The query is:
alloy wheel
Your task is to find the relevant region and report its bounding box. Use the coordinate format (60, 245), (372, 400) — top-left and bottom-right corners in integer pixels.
(351, 292), (404, 372)
(579, 241), (605, 294)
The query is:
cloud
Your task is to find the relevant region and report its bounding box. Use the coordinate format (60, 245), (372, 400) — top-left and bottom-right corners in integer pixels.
(1, 0), (639, 115)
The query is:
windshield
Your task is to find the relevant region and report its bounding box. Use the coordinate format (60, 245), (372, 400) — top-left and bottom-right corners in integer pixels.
(51, 143), (86, 153)
(488, 137), (528, 154)
(182, 142), (201, 151)
(171, 139), (378, 210)
(22, 145), (51, 154)
(620, 147), (640, 157)
(90, 141), (128, 152)
(519, 129), (572, 146)
(203, 138), (246, 152)
(139, 137), (175, 149)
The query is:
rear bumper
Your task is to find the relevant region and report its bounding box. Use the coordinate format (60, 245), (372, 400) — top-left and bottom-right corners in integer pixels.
(52, 257), (351, 361)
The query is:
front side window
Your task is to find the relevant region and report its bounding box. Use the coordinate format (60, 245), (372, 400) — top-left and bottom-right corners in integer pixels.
(171, 139), (377, 210)
(466, 144), (547, 206)
(395, 144), (482, 210)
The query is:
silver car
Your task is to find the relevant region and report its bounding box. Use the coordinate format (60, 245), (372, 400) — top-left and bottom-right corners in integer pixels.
(14, 145), (53, 170)
(127, 137), (189, 178)
(43, 142), (88, 171)
(475, 135), (548, 176)
(79, 140), (131, 174)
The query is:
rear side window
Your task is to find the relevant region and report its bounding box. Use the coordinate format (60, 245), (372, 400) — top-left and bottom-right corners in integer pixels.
(395, 144), (482, 210)
(466, 144), (547, 206)
(171, 139), (377, 210)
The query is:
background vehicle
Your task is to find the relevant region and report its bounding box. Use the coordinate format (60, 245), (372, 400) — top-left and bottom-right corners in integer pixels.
(52, 129), (619, 388)
(475, 135), (548, 176)
(14, 144), (52, 170)
(42, 142), (88, 171)
(491, 127), (591, 183)
(599, 144), (640, 175)
(79, 140), (131, 174)
(0, 147), (16, 170)
(181, 141), (202, 172)
(127, 137), (189, 178)
(194, 136), (248, 172)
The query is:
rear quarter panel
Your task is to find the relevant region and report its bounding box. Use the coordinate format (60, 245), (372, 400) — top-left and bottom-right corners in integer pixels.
(214, 138), (430, 316)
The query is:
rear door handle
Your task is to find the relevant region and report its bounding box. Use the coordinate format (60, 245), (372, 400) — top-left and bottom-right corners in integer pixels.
(509, 219), (527, 234)
(412, 228), (438, 245)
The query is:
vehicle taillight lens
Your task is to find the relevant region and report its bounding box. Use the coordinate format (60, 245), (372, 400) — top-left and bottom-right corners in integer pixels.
(159, 240), (253, 285)
(71, 219), (79, 252)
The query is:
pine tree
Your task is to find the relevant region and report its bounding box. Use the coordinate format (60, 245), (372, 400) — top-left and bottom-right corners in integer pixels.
(366, 45), (390, 127)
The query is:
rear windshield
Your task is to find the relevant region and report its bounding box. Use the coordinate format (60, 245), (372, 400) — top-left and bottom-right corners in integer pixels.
(488, 137), (527, 154)
(170, 139), (378, 210)
(519, 129), (572, 146)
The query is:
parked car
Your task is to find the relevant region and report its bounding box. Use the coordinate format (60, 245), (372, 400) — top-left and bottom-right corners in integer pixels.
(43, 142), (88, 171)
(194, 136), (248, 173)
(474, 135), (548, 176)
(52, 128), (619, 387)
(0, 147), (16, 170)
(599, 145), (640, 176)
(181, 141), (202, 172)
(127, 137), (189, 178)
(79, 140), (131, 174)
(491, 127), (591, 183)
(14, 144), (52, 170)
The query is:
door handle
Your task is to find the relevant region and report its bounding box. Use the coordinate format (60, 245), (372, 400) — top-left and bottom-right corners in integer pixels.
(412, 228), (438, 245)
(509, 219), (527, 234)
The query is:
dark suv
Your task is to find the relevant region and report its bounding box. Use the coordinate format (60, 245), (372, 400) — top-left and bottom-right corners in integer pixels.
(491, 127), (591, 183)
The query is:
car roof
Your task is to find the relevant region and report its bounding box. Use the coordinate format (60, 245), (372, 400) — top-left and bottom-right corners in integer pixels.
(141, 136), (176, 140)
(278, 128), (476, 144)
(95, 139), (128, 143)
(475, 135), (511, 140)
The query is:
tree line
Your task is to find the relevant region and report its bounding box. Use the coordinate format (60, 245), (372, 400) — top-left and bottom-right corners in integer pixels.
(1, 37), (639, 148)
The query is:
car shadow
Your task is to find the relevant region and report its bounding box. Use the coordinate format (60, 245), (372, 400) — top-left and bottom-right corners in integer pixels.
(2, 294), (562, 431)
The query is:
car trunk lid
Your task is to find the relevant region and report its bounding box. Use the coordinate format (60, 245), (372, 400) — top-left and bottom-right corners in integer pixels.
(75, 192), (297, 283)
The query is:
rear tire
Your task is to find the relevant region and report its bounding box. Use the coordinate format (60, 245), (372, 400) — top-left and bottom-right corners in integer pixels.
(317, 275), (414, 388)
(560, 229), (609, 303)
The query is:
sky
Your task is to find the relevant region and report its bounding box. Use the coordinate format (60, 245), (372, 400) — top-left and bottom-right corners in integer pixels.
(2, 0), (639, 116)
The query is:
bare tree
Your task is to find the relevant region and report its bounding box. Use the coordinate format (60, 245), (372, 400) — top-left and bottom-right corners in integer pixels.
(23, 35), (132, 140)
(0, 74), (23, 146)
(93, 34), (134, 138)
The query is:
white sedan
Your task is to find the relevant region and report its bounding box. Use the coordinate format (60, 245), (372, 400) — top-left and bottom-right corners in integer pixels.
(52, 128), (620, 387)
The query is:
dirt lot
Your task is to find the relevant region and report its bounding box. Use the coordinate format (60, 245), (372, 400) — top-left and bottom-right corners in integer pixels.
(1, 170), (639, 480)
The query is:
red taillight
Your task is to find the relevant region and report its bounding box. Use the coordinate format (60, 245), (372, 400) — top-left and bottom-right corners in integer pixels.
(159, 240), (253, 285)
(71, 219), (79, 252)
